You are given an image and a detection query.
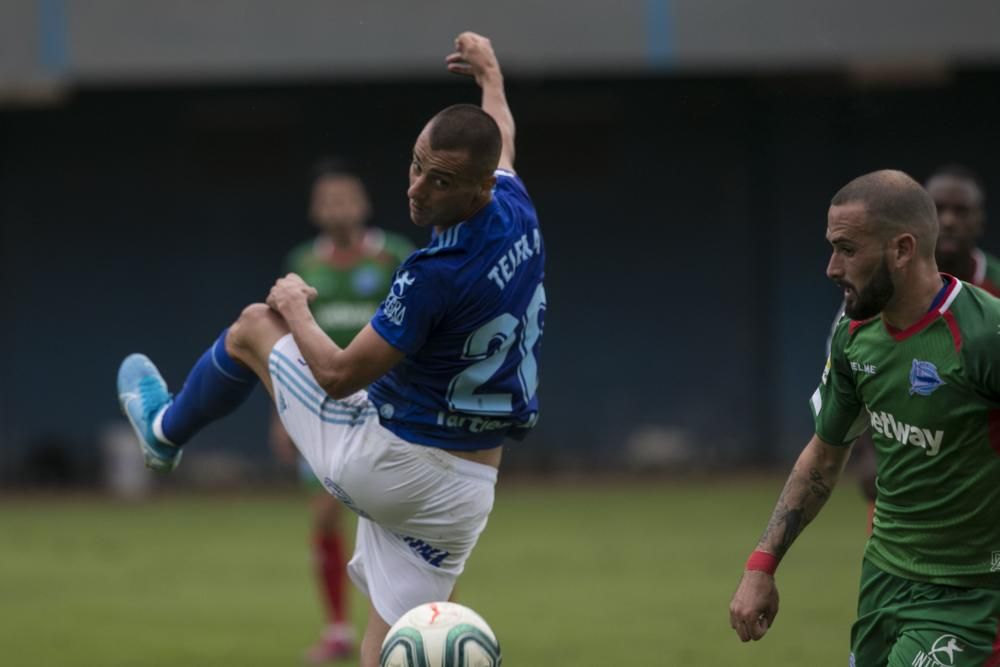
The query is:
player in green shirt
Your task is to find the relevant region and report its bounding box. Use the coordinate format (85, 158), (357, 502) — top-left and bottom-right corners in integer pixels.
(929, 164), (1000, 297)
(730, 170), (1000, 665)
(855, 165), (1000, 533)
(271, 158), (414, 663)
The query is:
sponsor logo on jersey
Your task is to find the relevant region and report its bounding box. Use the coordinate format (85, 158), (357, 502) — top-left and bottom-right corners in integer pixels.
(391, 270), (415, 295)
(277, 391), (288, 414)
(379, 403), (395, 420)
(992, 551), (1000, 573)
(909, 359), (945, 396)
(821, 355), (831, 385)
(400, 535), (450, 568)
(869, 410), (943, 456)
(911, 634), (964, 666)
(486, 229), (542, 290)
(850, 361), (878, 375)
(383, 270), (414, 326)
(435, 411), (537, 434)
(437, 412), (512, 433)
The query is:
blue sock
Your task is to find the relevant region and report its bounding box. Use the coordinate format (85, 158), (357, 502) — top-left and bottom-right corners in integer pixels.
(160, 329), (258, 445)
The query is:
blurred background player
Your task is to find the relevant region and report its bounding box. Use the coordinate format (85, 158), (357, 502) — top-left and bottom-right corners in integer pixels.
(271, 158), (414, 663)
(928, 164), (1000, 294)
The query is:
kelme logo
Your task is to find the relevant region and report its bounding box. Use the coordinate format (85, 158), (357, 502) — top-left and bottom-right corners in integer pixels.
(383, 270), (414, 326)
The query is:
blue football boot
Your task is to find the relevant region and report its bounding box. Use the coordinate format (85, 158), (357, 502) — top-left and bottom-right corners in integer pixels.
(117, 353), (182, 472)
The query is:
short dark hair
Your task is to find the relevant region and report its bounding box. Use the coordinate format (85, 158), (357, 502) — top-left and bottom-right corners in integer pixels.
(831, 169), (939, 257)
(427, 104), (501, 179)
(310, 156), (360, 184)
(927, 163), (985, 206)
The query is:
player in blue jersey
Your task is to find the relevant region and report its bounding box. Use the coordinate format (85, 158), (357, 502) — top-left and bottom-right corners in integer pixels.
(116, 32), (544, 667)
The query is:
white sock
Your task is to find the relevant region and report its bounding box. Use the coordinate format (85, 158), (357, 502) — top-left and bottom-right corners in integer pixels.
(151, 406), (177, 446)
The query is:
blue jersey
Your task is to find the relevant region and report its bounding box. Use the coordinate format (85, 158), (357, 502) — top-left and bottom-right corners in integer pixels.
(368, 170), (546, 450)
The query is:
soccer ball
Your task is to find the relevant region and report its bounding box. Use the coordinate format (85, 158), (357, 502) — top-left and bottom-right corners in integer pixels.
(380, 601), (502, 667)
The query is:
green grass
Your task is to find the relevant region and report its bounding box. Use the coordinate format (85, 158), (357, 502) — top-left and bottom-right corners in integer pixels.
(0, 477), (868, 666)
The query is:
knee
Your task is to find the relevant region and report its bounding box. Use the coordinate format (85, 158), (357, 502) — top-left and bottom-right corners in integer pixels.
(228, 303), (284, 354)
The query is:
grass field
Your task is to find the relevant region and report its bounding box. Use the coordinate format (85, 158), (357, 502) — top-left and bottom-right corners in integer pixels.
(0, 476), (868, 666)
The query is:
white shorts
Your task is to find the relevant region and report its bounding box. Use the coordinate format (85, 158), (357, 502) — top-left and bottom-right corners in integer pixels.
(268, 335), (497, 624)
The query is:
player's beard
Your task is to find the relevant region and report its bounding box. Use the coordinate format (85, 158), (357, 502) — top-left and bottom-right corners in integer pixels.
(844, 253), (895, 320)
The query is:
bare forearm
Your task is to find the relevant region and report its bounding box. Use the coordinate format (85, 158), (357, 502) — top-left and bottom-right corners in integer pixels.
(478, 71), (515, 166)
(281, 304), (350, 397)
(756, 436), (851, 559)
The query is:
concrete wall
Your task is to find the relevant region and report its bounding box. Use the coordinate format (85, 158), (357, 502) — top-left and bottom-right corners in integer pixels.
(2, 0), (998, 96)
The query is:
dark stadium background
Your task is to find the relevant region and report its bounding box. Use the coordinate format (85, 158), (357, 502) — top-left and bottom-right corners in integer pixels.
(2, 1), (1000, 482)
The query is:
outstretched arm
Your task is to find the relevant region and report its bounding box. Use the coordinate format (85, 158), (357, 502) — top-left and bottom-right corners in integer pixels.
(446, 32), (516, 172)
(729, 434), (853, 642)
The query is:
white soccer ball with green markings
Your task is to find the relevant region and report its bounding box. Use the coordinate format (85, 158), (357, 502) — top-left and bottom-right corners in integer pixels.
(380, 602), (502, 667)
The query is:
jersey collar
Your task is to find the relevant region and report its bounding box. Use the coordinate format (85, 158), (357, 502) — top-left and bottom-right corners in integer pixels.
(882, 274), (962, 342)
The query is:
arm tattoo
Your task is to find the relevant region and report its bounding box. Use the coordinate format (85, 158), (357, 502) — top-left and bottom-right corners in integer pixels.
(776, 508), (804, 556)
(759, 466), (835, 559)
(808, 467), (832, 501)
